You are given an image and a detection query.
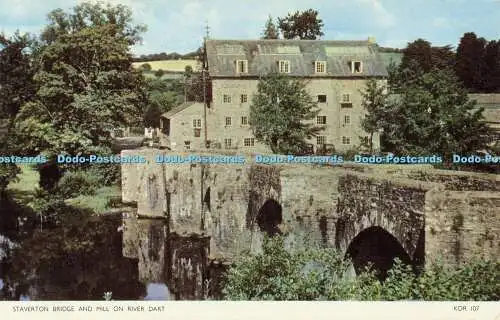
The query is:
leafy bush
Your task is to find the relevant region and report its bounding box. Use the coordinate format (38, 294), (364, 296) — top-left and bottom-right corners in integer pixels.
(0, 164), (20, 192)
(222, 235), (500, 301)
(84, 165), (121, 186)
(56, 170), (100, 198)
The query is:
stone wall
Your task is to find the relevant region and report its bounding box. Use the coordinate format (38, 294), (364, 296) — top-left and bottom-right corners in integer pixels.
(336, 172), (443, 261)
(120, 149), (499, 298)
(209, 78), (384, 152)
(280, 165), (341, 247)
(425, 191), (500, 266)
(405, 169), (500, 191)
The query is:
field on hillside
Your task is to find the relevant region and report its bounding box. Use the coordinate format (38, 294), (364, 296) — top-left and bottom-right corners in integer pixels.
(132, 59), (200, 72)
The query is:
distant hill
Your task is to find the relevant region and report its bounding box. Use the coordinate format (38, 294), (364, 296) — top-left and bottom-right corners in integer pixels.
(132, 59), (201, 72)
(133, 49), (201, 63)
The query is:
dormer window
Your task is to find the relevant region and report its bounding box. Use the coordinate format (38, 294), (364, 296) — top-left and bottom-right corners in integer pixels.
(350, 61), (362, 73)
(315, 61), (326, 73)
(236, 60), (248, 73)
(278, 60), (290, 73)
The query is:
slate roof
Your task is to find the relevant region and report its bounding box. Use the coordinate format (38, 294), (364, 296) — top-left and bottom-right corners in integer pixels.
(161, 102), (203, 118)
(205, 39), (388, 78)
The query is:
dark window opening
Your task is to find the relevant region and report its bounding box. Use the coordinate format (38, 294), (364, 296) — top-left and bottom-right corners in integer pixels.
(317, 95), (327, 103)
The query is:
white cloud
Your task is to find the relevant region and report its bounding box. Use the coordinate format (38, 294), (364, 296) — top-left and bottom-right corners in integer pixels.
(355, 0), (396, 28)
(432, 17), (451, 28)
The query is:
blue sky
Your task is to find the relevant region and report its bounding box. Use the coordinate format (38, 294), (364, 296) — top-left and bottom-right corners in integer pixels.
(1, 0), (499, 56)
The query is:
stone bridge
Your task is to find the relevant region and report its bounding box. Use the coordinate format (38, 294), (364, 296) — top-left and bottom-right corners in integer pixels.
(120, 149), (500, 299)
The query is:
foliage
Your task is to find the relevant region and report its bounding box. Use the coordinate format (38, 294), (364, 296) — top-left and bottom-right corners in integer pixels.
(482, 40), (500, 92)
(13, 3), (148, 161)
(249, 73), (322, 154)
(140, 63), (152, 71)
(360, 79), (389, 153)
(277, 9), (324, 40)
(262, 15), (279, 39)
(55, 170), (101, 198)
(455, 32), (487, 92)
(40, 1), (146, 46)
(143, 103), (162, 128)
(185, 72), (211, 102)
(143, 77), (184, 127)
(0, 165), (20, 194)
(133, 48), (202, 62)
(401, 39), (455, 74)
(0, 32), (37, 119)
(155, 69), (165, 78)
(65, 185), (121, 214)
(380, 68), (492, 156)
(222, 236), (500, 301)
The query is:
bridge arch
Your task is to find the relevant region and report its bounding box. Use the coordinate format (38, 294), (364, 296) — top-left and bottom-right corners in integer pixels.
(256, 199), (283, 237)
(345, 226), (412, 280)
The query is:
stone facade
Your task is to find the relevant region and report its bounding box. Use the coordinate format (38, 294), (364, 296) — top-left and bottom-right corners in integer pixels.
(121, 149), (499, 299)
(160, 39), (387, 153)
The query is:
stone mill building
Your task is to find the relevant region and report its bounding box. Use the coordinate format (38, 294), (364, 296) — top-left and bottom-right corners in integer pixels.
(159, 38), (387, 153)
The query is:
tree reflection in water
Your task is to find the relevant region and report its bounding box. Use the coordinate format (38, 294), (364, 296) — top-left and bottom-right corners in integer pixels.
(0, 199), (146, 300)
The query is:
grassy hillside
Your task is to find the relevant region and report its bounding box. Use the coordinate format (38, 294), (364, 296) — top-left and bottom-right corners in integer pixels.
(132, 59), (200, 72)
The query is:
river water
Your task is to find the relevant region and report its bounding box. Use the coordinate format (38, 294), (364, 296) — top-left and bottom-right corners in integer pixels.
(0, 195), (171, 301)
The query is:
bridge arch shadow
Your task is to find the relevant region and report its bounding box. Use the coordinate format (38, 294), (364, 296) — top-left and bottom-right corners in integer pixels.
(256, 199), (283, 237)
(345, 226), (412, 281)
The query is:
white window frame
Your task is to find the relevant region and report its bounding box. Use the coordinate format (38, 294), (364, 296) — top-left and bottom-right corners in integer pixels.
(342, 136), (351, 145)
(184, 140), (191, 149)
(223, 94), (232, 104)
(351, 61), (363, 74)
(341, 93), (351, 103)
(236, 60), (248, 73)
(315, 61), (326, 73)
(316, 136), (326, 145)
(240, 94), (248, 103)
(241, 116), (248, 125)
(224, 138), (232, 149)
(243, 138), (255, 147)
(278, 60), (290, 73)
(344, 115), (351, 125)
(225, 117), (232, 126)
(192, 119), (202, 128)
(316, 115), (326, 125)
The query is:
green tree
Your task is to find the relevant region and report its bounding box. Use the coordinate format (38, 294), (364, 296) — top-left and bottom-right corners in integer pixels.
(455, 32), (487, 92)
(40, 1), (146, 46)
(249, 73), (322, 154)
(0, 32), (37, 120)
(140, 63), (152, 71)
(381, 68), (492, 155)
(400, 39), (455, 74)
(277, 9), (324, 40)
(360, 80), (389, 153)
(15, 24), (147, 158)
(482, 40), (500, 92)
(262, 15), (279, 39)
(12, 3), (147, 190)
(155, 69), (165, 78)
(0, 32), (37, 194)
